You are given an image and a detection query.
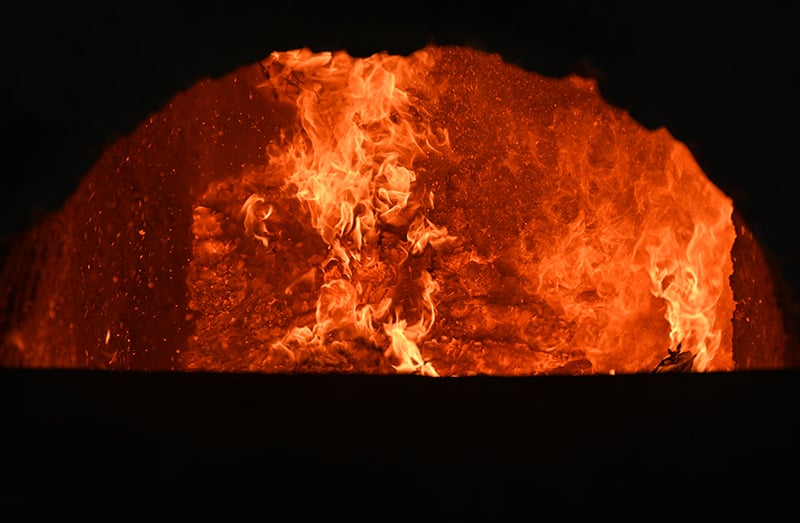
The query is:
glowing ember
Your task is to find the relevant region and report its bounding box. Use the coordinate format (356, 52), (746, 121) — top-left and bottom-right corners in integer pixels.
(183, 45), (736, 375)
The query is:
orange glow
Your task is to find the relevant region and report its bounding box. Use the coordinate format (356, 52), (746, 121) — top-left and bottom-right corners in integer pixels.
(186, 45), (736, 375)
(5, 45), (789, 375)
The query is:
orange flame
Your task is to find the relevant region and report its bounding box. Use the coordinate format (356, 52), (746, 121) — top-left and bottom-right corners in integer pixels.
(637, 147), (736, 371)
(188, 45), (737, 376)
(5, 44), (788, 375)
(247, 48), (454, 374)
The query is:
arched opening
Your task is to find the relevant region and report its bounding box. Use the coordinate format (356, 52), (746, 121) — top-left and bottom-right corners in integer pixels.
(0, 45), (793, 375)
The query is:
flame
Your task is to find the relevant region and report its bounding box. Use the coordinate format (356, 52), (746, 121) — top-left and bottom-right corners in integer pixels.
(638, 146), (736, 371)
(182, 45), (738, 376)
(245, 48), (454, 374)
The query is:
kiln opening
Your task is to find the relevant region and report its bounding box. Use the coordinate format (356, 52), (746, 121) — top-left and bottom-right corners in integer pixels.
(0, 45), (794, 375)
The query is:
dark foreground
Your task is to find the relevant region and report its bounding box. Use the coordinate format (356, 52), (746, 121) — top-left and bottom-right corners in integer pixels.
(1, 367), (797, 517)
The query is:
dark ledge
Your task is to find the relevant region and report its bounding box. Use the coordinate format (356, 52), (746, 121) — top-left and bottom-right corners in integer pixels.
(1, 367), (798, 515)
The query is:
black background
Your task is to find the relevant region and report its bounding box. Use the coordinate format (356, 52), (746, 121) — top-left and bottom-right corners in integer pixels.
(1, 1), (798, 517)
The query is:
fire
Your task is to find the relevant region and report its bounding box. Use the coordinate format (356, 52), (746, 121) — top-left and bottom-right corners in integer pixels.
(186, 45), (736, 375)
(245, 48), (453, 376)
(2, 44), (755, 375)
